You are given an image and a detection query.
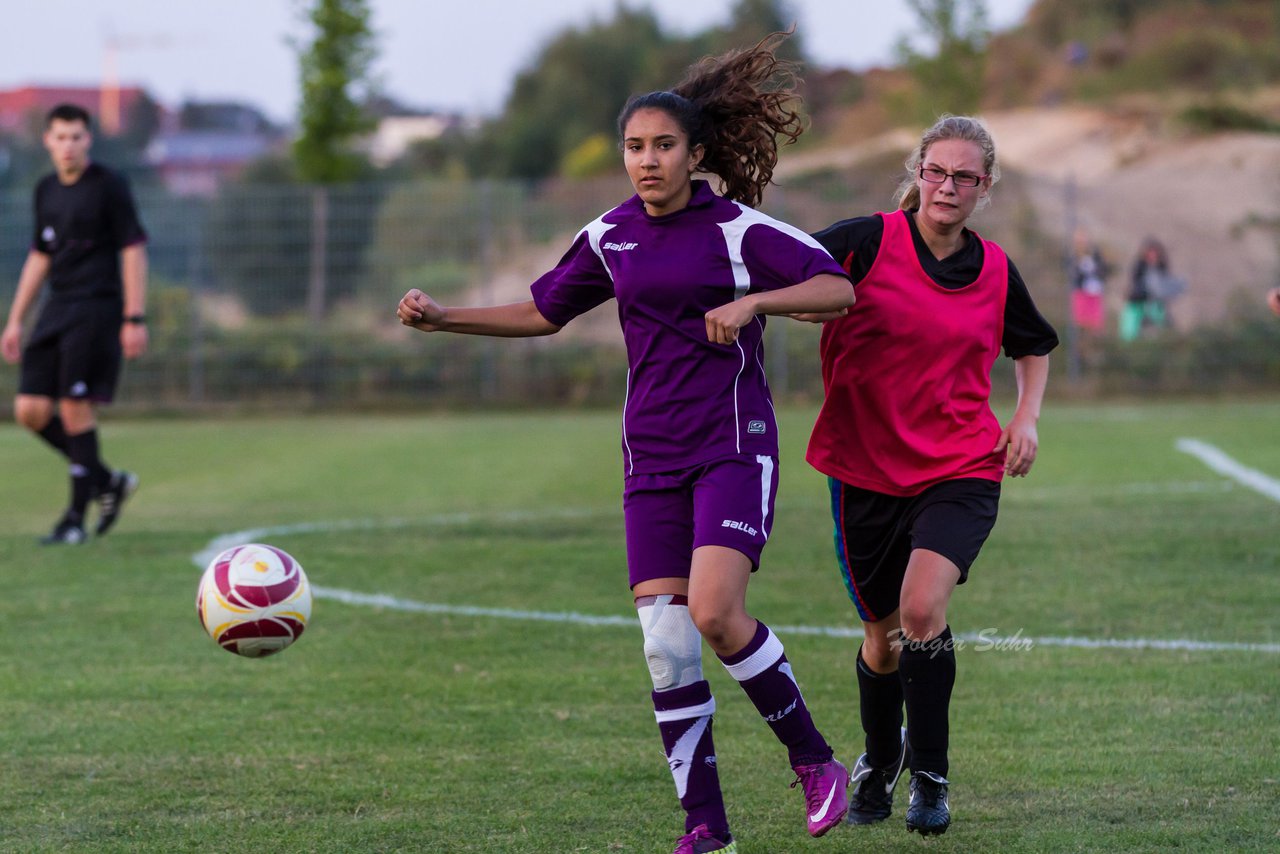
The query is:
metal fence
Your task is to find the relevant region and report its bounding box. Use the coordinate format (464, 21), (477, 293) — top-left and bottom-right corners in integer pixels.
(0, 174), (898, 412)
(1, 170), (1276, 414)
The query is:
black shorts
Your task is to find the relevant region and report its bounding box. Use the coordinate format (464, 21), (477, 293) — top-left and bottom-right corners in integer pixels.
(828, 476), (1000, 622)
(19, 298), (123, 403)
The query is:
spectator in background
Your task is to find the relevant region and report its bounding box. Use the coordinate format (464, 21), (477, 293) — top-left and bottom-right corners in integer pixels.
(1, 104), (146, 544)
(1069, 227), (1109, 361)
(1121, 236), (1184, 340)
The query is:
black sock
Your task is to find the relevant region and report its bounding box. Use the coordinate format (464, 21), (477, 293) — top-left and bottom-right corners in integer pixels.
(36, 416), (70, 458)
(856, 647), (904, 768)
(899, 626), (956, 778)
(66, 430), (113, 518)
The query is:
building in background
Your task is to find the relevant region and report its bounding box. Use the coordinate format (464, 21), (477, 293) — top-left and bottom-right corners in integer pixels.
(360, 95), (465, 167)
(146, 101), (284, 196)
(0, 86), (283, 196)
(0, 84), (153, 137)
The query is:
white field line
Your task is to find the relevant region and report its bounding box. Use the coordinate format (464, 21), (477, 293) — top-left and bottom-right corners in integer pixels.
(1176, 438), (1280, 503)
(192, 509), (1280, 655)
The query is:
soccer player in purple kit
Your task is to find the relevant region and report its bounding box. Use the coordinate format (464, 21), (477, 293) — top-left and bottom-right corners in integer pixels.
(2, 104), (147, 544)
(398, 33), (853, 854)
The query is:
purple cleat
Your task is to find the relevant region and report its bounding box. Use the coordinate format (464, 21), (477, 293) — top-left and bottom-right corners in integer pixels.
(672, 824), (737, 854)
(791, 759), (850, 837)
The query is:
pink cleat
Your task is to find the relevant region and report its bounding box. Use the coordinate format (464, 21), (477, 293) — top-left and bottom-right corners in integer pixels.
(791, 759), (850, 837)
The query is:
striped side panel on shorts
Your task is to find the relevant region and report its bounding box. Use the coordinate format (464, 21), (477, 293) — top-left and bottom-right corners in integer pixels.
(829, 476), (878, 622)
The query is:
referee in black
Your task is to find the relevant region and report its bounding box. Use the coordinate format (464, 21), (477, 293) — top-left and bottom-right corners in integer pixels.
(1, 104), (147, 544)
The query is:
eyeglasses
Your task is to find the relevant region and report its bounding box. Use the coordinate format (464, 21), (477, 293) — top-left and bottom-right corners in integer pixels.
(918, 166), (986, 188)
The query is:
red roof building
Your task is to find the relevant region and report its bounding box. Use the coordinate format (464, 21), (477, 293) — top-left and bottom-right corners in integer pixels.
(0, 85), (151, 136)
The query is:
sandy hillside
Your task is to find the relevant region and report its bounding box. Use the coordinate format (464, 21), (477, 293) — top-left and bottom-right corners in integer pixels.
(471, 105), (1278, 335)
(789, 105), (1280, 326)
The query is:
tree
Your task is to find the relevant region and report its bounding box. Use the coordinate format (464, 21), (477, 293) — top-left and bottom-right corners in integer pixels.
(465, 0), (809, 181)
(897, 0), (990, 120)
(709, 0), (806, 61)
(292, 0), (377, 184)
(481, 7), (672, 180)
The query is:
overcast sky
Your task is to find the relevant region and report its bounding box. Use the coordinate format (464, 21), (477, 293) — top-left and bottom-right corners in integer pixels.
(0, 0), (1034, 124)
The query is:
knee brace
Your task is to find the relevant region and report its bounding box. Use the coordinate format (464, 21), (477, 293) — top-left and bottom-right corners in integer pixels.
(636, 594), (704, 691)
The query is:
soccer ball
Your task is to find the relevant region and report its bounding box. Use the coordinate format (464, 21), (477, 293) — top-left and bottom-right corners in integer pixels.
(196, 543), (312, 658)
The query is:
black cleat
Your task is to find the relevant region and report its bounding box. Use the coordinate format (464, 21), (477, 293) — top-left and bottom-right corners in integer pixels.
(846, 726), (911, 825)
(905, 771), (951, 836)
(95, 470), (139, 536)
(41, 514), (88, 545)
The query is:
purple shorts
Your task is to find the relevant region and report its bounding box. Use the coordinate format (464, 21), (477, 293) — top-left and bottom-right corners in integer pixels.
(623, 454), (779, 588)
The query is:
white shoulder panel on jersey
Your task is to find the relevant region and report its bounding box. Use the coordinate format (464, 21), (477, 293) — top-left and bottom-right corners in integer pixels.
(581, 214), (619, 283)
(717, 203), (833, 300)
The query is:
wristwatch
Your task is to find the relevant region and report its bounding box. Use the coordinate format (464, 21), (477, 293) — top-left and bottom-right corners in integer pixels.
(123, 314), (147, 324)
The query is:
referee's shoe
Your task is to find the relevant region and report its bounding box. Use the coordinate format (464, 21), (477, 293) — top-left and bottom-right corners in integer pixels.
(95, 471), (139, 536)
(905, 771), (950, 836)
(41, 513), (87, 545)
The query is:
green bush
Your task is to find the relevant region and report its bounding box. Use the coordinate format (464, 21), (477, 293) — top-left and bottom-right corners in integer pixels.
(1094, 295), (1280, 394)
(1079, 25), (1279, 99)
(1180, 102), (1280, 133)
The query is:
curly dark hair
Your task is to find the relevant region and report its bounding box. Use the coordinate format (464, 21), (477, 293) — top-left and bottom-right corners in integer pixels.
(616, 31), (804, 208)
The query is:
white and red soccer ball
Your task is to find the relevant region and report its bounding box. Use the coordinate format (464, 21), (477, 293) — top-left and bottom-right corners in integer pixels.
(196, 543), (312, 658)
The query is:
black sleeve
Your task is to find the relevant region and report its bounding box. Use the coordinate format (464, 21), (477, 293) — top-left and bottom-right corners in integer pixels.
(1127, 261), (1146, 301)
(811, 215), (884, 284)
(1003, 258), (1059, 358)
(31, 181), (47, 252)
(105, 172), (147, 249)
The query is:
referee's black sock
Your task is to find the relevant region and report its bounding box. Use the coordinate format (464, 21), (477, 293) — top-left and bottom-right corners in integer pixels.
(899, 625), (956, 778)
(856, 646), (904, 769)
(36, 415), (70, 458)
(66, 430), (114, 519)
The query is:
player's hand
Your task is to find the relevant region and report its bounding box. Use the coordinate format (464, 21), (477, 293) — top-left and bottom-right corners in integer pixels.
(121, 323), (148, 359)
(1268, 287), (1280, 318)
(1, 322), (20, 364)
(784, 309), (848, 323)
(993, 414), (1038, 477)
(398, 289), (446, 331)
(0, 320), (18, 361)
(704, 298), (757, 345)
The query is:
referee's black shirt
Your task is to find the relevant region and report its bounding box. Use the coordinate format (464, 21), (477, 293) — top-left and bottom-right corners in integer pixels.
(32, 162), (147, 302)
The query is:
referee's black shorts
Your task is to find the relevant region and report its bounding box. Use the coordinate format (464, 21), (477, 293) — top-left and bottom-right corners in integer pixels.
(828, 476), (1000, 623)
(19, 298), (123, 403)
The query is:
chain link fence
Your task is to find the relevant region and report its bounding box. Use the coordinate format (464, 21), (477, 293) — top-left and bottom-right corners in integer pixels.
(1, 168), (1276, 415)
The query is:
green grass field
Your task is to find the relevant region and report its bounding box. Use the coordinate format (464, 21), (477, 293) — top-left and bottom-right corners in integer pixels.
(1, 401), (1277, 853)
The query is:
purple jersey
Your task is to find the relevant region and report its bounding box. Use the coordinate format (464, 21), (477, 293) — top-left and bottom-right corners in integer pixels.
(531, 180), (845, 475)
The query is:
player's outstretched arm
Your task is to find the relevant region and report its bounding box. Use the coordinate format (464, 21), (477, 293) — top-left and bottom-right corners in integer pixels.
(397, 289), (560, 338)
